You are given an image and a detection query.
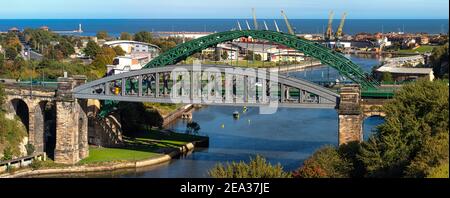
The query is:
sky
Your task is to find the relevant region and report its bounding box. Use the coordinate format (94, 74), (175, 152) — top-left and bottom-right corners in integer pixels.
(0, 0), (448, 19)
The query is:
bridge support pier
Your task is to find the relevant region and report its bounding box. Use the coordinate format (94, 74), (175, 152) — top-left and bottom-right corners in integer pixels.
(54, 76), (89, 164)
(338, 85), (363, 146)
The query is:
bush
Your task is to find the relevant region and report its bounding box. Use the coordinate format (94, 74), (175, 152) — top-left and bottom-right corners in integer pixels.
(293, 146), (353, 178)
(426, 163), (449, 178)
(25, 143), (35, 156)
(2, 146), (13, 161)
(358, 80), (449, 177)
(208, 155), (291, 178)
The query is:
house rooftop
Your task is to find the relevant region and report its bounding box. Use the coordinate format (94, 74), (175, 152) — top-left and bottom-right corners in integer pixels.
(376, 66), (433, 74)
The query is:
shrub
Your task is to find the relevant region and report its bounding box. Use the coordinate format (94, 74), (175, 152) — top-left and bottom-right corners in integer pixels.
(208, 155), (291, 178)
(25, 143), (35, 156)
(358, 80), (449, 177)
(2, 146), (13, 161)
(293, 146), (353, 178)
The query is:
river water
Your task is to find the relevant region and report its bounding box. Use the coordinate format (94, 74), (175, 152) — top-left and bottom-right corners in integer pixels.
(112, 54), (385, 178)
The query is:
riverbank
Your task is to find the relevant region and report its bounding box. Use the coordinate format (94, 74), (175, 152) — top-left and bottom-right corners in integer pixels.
(0, 132), (209, 178)
(270, 61), (322, 73)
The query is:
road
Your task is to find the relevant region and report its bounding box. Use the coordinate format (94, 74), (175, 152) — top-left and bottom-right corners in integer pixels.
(19, 34), (44, 61)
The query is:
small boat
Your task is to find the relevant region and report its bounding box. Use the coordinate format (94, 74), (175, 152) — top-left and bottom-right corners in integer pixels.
(243, 106), (248, 113)
(233, 111), (240, 119)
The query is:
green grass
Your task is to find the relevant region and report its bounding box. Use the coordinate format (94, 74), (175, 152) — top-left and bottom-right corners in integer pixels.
(143, 103), (183, 117)
(78, 147), (160, 164)
(78, 131), (207, 165)
(398, 45), (438, 54)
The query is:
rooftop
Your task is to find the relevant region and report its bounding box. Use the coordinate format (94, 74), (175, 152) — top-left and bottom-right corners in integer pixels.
(104, 40), (160, 49)
(376, 66), (433, 74)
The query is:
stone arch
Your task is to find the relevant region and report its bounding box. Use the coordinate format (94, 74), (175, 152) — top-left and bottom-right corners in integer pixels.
(33, 100), (57, 157)
(9, 98), (30, 134)
(363, 115), (386, 140)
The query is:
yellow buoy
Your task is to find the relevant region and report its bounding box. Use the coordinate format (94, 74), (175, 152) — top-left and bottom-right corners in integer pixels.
(221, 124), (225, 128)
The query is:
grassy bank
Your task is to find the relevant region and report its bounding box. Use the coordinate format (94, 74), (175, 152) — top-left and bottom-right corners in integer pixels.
(397, 45), (438, 54)
(78, 131), (207, 165)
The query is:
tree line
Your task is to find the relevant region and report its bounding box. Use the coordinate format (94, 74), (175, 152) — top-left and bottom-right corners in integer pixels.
(209, 79), (449, 178)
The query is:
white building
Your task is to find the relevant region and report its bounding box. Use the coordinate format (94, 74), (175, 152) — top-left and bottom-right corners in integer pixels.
(327, 41), (352, 48)
(104, 40), (160, 59)
(106, 55), (151, 75)
(377, 37), (392, 47)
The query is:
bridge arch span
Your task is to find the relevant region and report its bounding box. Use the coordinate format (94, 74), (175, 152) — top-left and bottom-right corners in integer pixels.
(145, 30), (378, 89)
(8, 98), (30, 134)
(74, 65), (340, 109)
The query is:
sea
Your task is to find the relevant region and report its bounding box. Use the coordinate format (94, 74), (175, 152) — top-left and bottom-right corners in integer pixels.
(0, 19), (448, 37)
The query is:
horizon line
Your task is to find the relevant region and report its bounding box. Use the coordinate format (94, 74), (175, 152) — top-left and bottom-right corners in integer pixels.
(1, 18), (449, 20)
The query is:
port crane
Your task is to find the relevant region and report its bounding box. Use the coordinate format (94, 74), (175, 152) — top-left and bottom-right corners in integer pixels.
(252, 8), (259, 30)
(334, 12), (348, 52)
(281, 10), (295, 35)
(274, 20), (280, 32)
(325, 11), (335, 41)
(335, 12), (347, 39)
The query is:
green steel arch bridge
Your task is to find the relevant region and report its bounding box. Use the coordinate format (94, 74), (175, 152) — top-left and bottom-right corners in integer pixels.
(72, 30), (393, 117)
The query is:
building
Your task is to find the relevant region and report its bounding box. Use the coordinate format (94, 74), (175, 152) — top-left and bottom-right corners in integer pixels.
(327, 41), (352, 49)
(8, 27), (20, 33)
(40, 26), (49, 31)
(106, 55), (152, 75)
(376, 37), (392, 47)
(375, 55), (433, 82)
(104, 40), (160, 59)
(375, 66), (434, 82)
(419, 36), (430, 45)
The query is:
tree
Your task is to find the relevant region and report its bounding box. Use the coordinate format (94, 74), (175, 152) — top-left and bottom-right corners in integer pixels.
(113, 46), (126, 56)
(208, 155), (292, 178)
(154, 40), (176, 53)
(430, 43), (449, 78)
(120, 32), (133, 40)
(5, 47), (19, 60)
(83, 40), (101, 58)
(381, 72), (393, 83)
(405, 132), (449, 178)
(91, 46), (116, 72)
(55, 39), (75, 58)
(293, 146), (353, 178)
(0, 84), (5, 107)
(186, 121), (201, 134)
(134, 31), (154, 44)
(358, 80), (449, 177)
(221, 51), (229, 60)
(96, 31), (109, 40)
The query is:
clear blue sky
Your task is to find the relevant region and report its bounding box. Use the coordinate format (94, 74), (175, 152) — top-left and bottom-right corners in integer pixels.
(0, 0), (448, 19)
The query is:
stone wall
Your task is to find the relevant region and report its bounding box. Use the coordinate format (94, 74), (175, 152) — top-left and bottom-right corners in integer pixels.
(338, 85), (363, 145)
(87, 100), (123, 147)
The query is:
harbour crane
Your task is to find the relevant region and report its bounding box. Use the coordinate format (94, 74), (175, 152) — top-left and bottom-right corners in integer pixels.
(252, 8), (259, 30)
(325, 11), (335, 41)
(281, 10), (295, 35)
(335, 12), (347, 39)
(245, 20), (251, 30)
(263, 21), (269, 31)
(237, 21), (243, 31)
(274, 20), (281, 32)
(335, 12), (348, 52)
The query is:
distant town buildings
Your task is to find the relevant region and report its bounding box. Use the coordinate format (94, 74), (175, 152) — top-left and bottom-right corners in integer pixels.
(107, 55), (153, 75)
(104, 40), (160, 58)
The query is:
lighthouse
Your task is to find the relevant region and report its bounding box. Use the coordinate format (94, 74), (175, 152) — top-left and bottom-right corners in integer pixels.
(78, 24), (83, 33)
